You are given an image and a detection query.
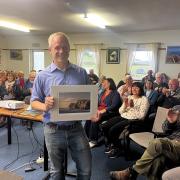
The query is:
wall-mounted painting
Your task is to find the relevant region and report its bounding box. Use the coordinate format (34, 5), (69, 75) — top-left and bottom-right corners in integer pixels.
(106, 48), (120, 64)
(166, 46), (180, 64)
(10, 49), (23, 60)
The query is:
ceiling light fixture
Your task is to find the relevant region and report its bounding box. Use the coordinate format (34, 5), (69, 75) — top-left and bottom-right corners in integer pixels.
(0, 20), (30, 32)
(83, 13), (106, 29)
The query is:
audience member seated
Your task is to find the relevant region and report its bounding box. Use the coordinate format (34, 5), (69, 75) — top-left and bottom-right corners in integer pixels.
(23, 70), (36, 104)
(144, 80), (158, 113)
(101, 82), (149, 158)
(97, 75), (106, 97)
(15, 70), (26, 89)
(117, 75), (133, 100)
(0, 71), (8, 127)
(161, 73), (170, 84)
(142, 70), (155, 86)
(4, 71), (16, 100)
(157, 79), (180, 108)
(154, 72), (168, 93)
(116, 73), (130, 89)
(110, 105), (180, 180)
(88, 69), (99, 85)
(178, 72), (180, 86)
(86, 78), (121, 148)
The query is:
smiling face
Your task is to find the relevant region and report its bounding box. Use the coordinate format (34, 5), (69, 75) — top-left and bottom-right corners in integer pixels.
(48, 35), (70, 65)
(103, 79), (110, 90)
(168, 79), (179, 91)
(7, 73), (15, 82)
(145, 80), (153, 90)
(132, 86), (141, 96)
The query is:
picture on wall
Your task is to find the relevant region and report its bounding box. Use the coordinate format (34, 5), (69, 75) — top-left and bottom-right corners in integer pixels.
(10, 49), (23, 60)
(166, 46), (180, 64)
(106, 48), (120, 64)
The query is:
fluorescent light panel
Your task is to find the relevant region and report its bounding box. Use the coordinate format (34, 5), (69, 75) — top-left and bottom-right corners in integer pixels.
(0, 20), (30, 32)
(84, 14), (106, 29)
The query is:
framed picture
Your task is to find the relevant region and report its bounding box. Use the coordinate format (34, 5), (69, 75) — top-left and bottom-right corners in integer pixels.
(106, 48), (120, 64)
(166, 46), (180, 64)
(50, 85), (98, 122)
(10, 49), (23, 60)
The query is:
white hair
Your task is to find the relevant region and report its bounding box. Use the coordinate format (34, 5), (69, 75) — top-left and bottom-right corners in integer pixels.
(48, 32), (70, 48)
(155, 72), (162, 78)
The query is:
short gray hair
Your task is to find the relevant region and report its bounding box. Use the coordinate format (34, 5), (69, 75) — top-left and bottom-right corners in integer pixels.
(155, 72), (162, 78)
(48, 32), (70, 48)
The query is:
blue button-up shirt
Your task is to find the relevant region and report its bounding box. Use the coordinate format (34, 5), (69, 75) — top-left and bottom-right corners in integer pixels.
(31, 62), (89, 124)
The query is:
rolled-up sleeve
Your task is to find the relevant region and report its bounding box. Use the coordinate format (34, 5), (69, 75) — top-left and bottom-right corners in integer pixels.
(31, 75), (44, 103)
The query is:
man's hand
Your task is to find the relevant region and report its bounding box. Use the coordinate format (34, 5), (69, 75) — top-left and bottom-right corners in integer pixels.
(44, 96), (54, 111)
(167, 109), (179, 123)
(162, 87), (170, 97)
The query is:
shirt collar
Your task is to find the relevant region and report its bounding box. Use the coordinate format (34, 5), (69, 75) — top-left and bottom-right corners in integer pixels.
(50, 61), (73, 73)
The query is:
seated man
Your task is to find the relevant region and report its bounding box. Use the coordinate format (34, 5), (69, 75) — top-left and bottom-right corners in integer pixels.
(157, 79), (180, 109)
(110, 105), (180, 180)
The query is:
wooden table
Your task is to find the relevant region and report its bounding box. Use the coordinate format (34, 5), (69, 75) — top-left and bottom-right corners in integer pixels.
(0, 107), (49, 171)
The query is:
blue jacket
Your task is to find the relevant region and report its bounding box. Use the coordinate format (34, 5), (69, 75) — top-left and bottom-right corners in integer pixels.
(99, 90), (121, 113)
(146, 90), (158, 106)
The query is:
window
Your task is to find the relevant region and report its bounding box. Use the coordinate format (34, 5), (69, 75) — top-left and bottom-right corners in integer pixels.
(127, 44), (159, 80)
(130, 50), (153, 80)
(32, 50), (44, 71)
(80, 49), (99, 75)
(76, 45), (100, 75)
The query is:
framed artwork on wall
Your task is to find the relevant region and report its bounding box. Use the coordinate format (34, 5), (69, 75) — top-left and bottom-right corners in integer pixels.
(106, 48), (120, 64)
(10, 49), (23, 60)
(166, 46), (180, 64)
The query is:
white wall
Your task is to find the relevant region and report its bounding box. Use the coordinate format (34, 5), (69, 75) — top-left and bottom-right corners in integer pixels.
(0, 30), (180, 82)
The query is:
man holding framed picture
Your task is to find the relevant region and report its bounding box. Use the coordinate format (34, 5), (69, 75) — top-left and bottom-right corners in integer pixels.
(31, 32), (91, 180)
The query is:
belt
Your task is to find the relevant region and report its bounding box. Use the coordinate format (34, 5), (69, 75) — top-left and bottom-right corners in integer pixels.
(46, 122), (80, 131)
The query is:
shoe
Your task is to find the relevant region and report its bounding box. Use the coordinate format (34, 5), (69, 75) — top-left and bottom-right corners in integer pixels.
(105, 146), (113, 154)
(110, 168), (131, 180)
(89, 141), (97, 148)
(108, 148), (121, 158)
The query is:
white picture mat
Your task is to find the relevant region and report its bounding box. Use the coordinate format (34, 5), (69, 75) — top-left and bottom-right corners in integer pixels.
(50, 85), (98, 121)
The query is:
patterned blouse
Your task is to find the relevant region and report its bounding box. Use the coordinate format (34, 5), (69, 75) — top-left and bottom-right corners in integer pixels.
(119, 95), (149, 120)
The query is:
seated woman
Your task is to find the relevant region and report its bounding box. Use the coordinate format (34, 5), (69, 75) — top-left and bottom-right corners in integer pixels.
(4, 71), (16, 100)
(85, 78), (121, 148)
(144, 80), (158, 113)
(101, 82), (149, 158)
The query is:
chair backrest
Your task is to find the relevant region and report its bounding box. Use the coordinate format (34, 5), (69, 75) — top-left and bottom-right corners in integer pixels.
(152, 106), (169, 133)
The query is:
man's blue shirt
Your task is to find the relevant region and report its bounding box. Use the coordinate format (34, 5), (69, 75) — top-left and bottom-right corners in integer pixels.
(31, 62), (89, 124)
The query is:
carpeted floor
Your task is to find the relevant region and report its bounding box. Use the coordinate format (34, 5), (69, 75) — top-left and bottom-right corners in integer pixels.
(0, 119), (145, 180)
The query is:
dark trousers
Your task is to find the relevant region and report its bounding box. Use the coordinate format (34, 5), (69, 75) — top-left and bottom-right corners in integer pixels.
(101, 116), (130, 147)
(84, 112), (119, 142)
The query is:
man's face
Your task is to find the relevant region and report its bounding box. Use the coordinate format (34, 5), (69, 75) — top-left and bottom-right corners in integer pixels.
(49, 36), (70, 64)
(29, 72), (36, 82)
(168, 80), (178, 91)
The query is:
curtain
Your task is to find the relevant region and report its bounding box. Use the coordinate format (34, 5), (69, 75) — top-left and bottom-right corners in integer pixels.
(76, 44), (101, 76)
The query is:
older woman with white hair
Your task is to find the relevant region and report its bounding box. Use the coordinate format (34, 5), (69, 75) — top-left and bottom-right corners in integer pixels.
(117, 75), (133, 100)
(154, 72), (168, 93)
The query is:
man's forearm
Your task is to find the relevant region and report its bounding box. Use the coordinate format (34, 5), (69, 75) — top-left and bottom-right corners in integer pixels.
(31, 100), (46, 112)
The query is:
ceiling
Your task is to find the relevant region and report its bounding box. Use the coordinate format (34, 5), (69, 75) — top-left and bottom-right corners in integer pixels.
(1, 0), (180, 35)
